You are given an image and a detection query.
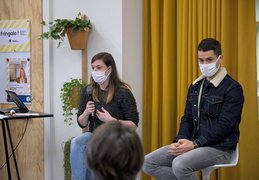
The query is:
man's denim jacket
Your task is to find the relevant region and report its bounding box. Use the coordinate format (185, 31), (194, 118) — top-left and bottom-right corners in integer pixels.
(173, 68), (244, 150)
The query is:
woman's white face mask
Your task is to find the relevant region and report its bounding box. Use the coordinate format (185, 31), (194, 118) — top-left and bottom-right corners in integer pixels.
(199, 55), (221, 77)
(91, 67), (110, 84)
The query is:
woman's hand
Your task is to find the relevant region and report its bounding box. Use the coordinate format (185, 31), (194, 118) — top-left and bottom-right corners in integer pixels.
(84, 101), (95, 116)
(78, 101), (95, 127)
(96, 107), (115, 122)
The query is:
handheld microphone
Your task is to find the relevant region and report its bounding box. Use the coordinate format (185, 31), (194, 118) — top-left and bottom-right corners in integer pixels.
(86, 86), (94, 116)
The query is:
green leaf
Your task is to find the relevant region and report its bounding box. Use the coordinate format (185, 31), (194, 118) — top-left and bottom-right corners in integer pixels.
(60, 78), (87, 126)
(38, 12), (92, 48)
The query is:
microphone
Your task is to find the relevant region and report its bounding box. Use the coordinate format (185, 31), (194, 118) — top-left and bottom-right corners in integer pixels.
(86, 86), (94, 116)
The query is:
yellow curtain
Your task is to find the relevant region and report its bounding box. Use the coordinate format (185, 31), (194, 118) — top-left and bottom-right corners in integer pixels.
(142, 0), (259, 180)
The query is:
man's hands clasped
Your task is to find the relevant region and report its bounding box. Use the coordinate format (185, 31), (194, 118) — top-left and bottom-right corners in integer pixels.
(168, 139), (195, 156)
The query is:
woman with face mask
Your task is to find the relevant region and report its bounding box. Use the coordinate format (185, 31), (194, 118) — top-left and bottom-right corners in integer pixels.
(70, 52), (139, 180)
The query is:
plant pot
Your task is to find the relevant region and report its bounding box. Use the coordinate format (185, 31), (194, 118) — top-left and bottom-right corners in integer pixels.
(70, 88), (80, 108)
(66, 27), (90, 50)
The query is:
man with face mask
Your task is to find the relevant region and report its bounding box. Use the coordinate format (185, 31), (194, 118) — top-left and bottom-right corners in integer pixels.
(143, 38), (244, 180)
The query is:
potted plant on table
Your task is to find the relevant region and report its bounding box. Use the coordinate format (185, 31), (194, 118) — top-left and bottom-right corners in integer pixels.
(60, 78), (86, 126)
(38, 12), (92, 49)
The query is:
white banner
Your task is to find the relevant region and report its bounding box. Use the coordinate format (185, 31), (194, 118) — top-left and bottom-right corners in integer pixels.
(0, 20), (30, 52)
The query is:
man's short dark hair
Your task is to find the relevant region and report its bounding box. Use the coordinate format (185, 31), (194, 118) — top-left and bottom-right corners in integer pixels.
(197, 38), (222, 57)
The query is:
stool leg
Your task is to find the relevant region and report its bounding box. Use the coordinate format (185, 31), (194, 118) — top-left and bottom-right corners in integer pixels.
(201, 167), (217, 180)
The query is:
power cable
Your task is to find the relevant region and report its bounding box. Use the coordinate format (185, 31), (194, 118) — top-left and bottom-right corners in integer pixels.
(0, 118), (29, 171)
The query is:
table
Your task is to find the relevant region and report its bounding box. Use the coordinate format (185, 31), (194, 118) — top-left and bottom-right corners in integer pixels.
(0, 111), (53, 180)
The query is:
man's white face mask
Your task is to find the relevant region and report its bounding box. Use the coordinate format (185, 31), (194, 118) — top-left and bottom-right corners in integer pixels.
(199, 55), (221, 77)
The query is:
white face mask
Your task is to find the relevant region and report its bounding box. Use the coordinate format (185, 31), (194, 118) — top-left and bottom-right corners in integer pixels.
(91, 67), (110, 84)
(199, 55), (221, 77)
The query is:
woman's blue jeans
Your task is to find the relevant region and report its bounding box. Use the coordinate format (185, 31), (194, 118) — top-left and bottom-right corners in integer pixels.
(70, 132), (93, 180)
(142, 145), (232, 180)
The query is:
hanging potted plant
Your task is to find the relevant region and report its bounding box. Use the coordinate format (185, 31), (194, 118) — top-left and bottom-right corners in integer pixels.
(60, 78), (86, 125)
(38, 12), (92, 49)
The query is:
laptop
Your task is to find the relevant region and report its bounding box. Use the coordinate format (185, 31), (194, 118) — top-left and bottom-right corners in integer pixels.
(0, 90), (29, 114)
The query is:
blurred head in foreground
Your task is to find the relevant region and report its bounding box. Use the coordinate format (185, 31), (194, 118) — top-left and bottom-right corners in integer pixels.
(86, 121), (144, 180)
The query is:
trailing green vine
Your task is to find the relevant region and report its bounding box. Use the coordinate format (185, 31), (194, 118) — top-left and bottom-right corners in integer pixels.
(38, 12), (92, 48)
(60, 78), (86, 126)
(62, 137), (74, 180)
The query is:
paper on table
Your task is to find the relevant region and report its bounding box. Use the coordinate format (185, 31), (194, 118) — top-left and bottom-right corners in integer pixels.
(12, 113), (40, 116)
(0, 114), (8, 119)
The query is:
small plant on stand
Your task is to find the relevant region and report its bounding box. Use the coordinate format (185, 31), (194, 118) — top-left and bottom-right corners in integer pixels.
(60, 78), (86, 180)
(60, 78), (86, 126)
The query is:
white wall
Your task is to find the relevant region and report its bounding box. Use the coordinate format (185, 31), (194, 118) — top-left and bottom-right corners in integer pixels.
(43, 0), (143, 179)
(256, 0), (259, 81)
(256, 0), (259, 110)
